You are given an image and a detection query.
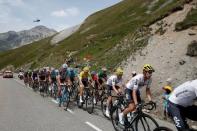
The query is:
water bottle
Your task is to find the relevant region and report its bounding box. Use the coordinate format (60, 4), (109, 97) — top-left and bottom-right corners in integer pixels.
(113, 100), (118, 106)
(127, 113), (131, 122)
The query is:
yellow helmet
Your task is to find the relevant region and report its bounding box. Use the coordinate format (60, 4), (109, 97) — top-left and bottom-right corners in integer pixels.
(163, 86), (172, 92)
(115, 67), (123, 76)
(143, 64), (155, 72)
(83, 66), (90, 72)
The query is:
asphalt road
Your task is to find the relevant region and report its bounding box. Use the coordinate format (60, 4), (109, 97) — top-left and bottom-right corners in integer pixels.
(0, 76), (176, 131)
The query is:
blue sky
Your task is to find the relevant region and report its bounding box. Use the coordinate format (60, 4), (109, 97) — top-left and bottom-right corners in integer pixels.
(0, 0), (121, 33)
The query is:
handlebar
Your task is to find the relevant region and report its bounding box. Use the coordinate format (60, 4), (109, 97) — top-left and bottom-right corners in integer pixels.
(138, 101), (157, 111)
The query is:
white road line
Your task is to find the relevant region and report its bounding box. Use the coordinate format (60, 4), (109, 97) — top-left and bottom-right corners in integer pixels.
(67, 109), (74, 114)
(51, 99), (59, 104)
(14, 79), (25, 86)
(14, 79), (33, 90)
(85, 121), (103, 131)
(51, 99), (74, 114)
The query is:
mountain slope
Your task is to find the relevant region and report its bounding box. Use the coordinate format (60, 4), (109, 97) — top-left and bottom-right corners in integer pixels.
(0, 26), (57, 51)
(0, 0), (191, 70)
(51, 25), (81, 45)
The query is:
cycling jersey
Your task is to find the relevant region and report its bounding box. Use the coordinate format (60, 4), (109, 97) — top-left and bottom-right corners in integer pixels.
(51, 69), (58, 82)
(79, 71), (91, 80)
(98, 70), (107, 80)
(67, 68), (78, 79)
(91, 73), (98, 81)
(169, 80), (197, 107)
(32, 71), (38, 80)
(24, 72), (28, 77)
(39, 71), (46, 81)
(59, 69), (70, 83)
(28, 72), (32, 77)
(106, 75), (123, 87)
(126, 74), (152, 90)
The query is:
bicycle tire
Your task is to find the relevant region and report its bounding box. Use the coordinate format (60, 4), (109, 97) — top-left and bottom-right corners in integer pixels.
(111, 105), (134, 131)
(153, 127), (173, 131)
(85, 89), (94, 114)
(101, 97), (108, 118)
(87, 95), (94, 114)
(135, 113), (159, 131)
(64, 91), (71, 111)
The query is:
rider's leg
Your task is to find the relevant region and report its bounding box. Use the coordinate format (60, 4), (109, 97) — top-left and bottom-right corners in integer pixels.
(79, 83), (84, 103)
(119, 88), (135, 124)
(106, 85), (112, 117)
(183, 105), (197, 121)
(167, 101), (189, 131)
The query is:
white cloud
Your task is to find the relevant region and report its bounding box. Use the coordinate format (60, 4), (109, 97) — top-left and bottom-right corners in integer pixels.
(51, 7), (80, 17)
(66, 7), (80, 16)
(51, 10), (68, 17)
(0, 0), (24, 6)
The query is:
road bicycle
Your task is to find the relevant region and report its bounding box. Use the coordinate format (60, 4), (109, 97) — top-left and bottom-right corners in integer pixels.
(110, 95), (159, 131)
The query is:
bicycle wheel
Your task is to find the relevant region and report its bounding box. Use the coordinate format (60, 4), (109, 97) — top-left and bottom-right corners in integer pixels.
(71, 85), (78, 100)
(111, 105), (125, 131)
(64, 90), (71, 111)
(85, 90), (94, 114)
(101, 97), (108, 118)
(62, 88), (69, 108)
(153, 127), (173, 131)
(135, 113), (159, 131)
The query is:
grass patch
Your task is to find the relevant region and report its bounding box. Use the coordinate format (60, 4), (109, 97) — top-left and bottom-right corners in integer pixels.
(175, 8), (197, 31)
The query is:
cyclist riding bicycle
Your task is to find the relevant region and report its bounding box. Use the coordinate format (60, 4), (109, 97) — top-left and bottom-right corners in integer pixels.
(27, 70), (33, 87)
(98, 67), (108, 86)
(39, 69), (47, 94)
(57, 64), (72, 107)
(167, 79), (197, 131)
(49, 68), (59, 98)
(119, 64), (155, 125)
(23, 71), (28, 86)
(105, 67), (124, 118)
(67, 67), (78, 85)
(79, 66), (93, 104)
(50, 68), (59, 84)
(32, 69), (39, 81)
(32, 69), (39, 89)
(91, 71), (99, 88)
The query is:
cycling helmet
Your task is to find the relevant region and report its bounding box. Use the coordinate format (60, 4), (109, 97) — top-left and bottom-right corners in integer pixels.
(91, 71), (96, 75)
(163, 86), (172, 92)
(102, 67), (107, 71)
(62, 64), (68, 69)
(83, 66), (90, 72)
(143, 64), (155, 72)
(115, 67), (123, 76)
(132, 71), (137, 77)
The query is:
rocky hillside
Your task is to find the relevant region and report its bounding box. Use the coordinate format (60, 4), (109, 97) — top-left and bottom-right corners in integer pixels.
(0, 25), (57, 51)
(122, 0), (197, 119)
(51, 25), (80, 45)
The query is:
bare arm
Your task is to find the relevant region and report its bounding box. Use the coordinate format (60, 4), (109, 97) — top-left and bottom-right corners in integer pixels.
(146, 87), (152, 101)
(132, 89), (138, 105)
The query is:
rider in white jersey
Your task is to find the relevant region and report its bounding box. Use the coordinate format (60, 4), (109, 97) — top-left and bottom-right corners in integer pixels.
(168, 80), (197, 131)
(105, 67), (124, 117)
(119, 64), (154, 125)
(126, 74), (152, 90)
